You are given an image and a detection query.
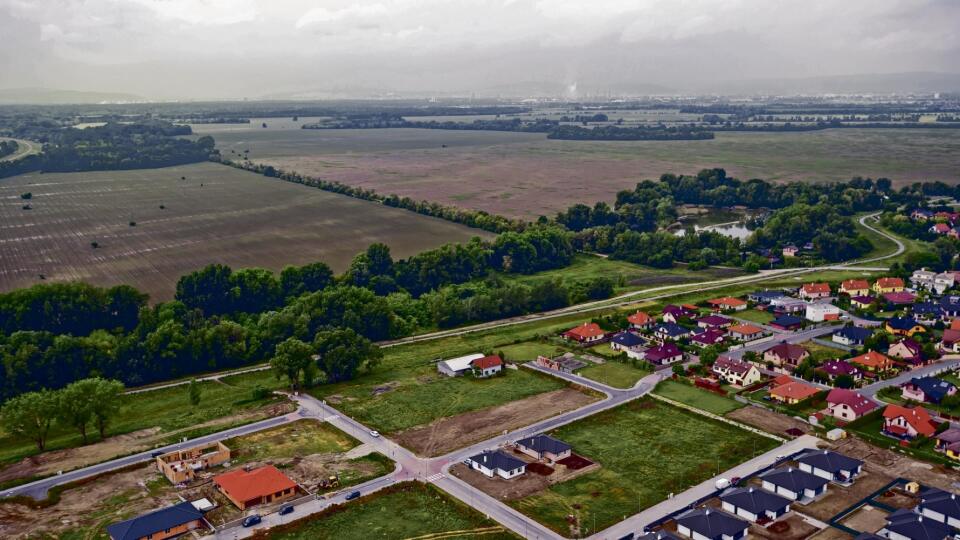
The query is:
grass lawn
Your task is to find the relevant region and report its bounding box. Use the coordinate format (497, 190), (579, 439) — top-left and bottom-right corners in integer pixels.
(254, 482), (517, 540)
(578, 361), (650, 389)
(799, 340), (846, 363)
(734, 310), (775, 324)
(510, 398), (779, 536)
(223, 419), (359, 464)
(652, 380), (744, 415)
(498, 341), (569, 363)
(0, 373), (289, 467)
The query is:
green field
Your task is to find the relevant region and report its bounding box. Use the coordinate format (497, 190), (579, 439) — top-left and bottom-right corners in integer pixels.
(511, 398), (778, 535)
(733, 309), (775, 324)
(799, 340), (846, 363)
(497, 341), (568, 363)
(578, 361), (650, 389)
(652, 380), (744, 415)
(253, 482), (517, 540)
(224, 419), (360, 464)
(0, 162), (490, 300)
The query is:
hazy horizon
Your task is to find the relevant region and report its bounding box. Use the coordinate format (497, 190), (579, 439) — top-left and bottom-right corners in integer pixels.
(2, 0), (960, 101)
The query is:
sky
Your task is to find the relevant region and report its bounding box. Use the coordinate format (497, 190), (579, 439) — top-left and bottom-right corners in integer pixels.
(0, 0), (958, 100)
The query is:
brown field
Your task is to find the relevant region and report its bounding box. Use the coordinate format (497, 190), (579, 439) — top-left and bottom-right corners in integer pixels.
(197, 124), (960, 219)
(0, 162), (490, 300)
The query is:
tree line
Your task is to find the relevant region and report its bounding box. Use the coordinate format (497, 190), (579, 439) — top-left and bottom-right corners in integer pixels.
(0, 139), (18, 159)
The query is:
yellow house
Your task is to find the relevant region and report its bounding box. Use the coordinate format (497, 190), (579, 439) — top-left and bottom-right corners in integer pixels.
(872, 277), (905, 294)
(947, 447), (960, 462)
(885, 317), (926, 337)
(840, 279), (870, 297)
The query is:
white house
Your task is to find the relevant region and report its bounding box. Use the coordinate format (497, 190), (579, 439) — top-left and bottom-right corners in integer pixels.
(912, 268), (955, 294)
(712, 357), (761, 387)
(805, 303), (841, 322)
(675, 508), (749, 540)
(759, 467), (829, 503)
(720, 487), (791, 522)
(795, 450), (863, 485)
(437, 353), (486, 377)
(465, 450), (526, 479)
(918, 488), (960, 530)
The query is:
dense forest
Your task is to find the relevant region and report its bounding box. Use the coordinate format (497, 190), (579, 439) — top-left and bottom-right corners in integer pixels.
(0, 139), (18, 159)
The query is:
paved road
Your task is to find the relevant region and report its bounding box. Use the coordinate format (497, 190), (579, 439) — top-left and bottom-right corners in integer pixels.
(860, 355), (960, 398)
(0, 138), (40, 162)
(124, 365), (272, 395)
(3, 410), (301, 499)
(724, 325), (837, 361)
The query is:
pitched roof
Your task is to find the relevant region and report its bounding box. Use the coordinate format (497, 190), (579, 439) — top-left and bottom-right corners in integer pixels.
(107, 502), (205, 540)
(675, 508), (748, 538)
(708, 296), (747, 307)
(720, 486), (791, 514)
(771, 314), (803, 327)
(951, 318), (960, 331)
(884, 508), (950, 540)
(941, 328), (960, 345)
(935, 427), (960, 444)
(802, 283), (831, 294)
(713, 356), (754, 376)
(826, 389), (877, 415)
(627, 311), (653, 325)
(795, 449), (863, 474)
(646, 343), (682, 362)
(610, 332), (645, 348)
(438, 353), (486, 373)
(841, 279), (870, 290)
(820, 360), (862, 377)
(882, 404), (937, 437)
(516, 434), (571, 455)
(887, 317), (922, 331)
(565, 323), (605, 339)
(662, 304), (696, 317)
(875, 277), (905, 288)
(883, 291), (917, 304)
(655, 322), (689, 337)
(920, 487), (960, 521)
(468, 450), (525, 472)
(834, 326), (873, 342)
(751, 290), (786, 301)
(637, 532), (683, 540)
(765, 342), (809, 361)
(770, 381), (820, 401)
(729, 323), (763, 335)
(214, 465), (297, 503)
(691, 328), (726, 345)
(697, 315), (733, 326)
(906, 377), (957, 402)
(760, 467), (830, 492)
(850, 295), (876, 305)
(850, 350), (893, 369)
(471, 355), (503, 370)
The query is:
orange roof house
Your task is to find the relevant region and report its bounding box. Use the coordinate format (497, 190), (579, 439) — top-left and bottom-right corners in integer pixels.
(563, 323), (606, 343)
(873, 277), (905, 294)
(950, 318), (960, 331)
(214, 465), (298, 510)
(800, 283), (831, 298)
(769, 380), (821, 405)
(707, 297), (748, 311)
(728, 324), (764, 340)
(849, 351), (894, 372)
(840, 279), (870, 296)
(882, 404), (937, 439)
(627, 311), (653, 328)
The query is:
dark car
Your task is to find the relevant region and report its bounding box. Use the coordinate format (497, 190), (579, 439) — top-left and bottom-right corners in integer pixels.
(150, 450), (164, 458)
(242, 515), (262, 527)
(279, 505), (294, 515)
(345, 491), (361, 501)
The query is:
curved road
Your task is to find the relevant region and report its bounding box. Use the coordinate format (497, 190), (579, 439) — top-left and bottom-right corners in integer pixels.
(0, 138), (41, 162)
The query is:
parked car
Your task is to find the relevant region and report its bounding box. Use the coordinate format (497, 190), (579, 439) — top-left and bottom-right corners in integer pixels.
(150, 450), (164, 458)
(242, 515), (262, 527)
(279, 505), (294, 515)
(345, 491), (361, 501)
(369, 430), (380, 438)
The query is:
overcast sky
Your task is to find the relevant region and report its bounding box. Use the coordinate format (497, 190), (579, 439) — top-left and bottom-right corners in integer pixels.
(1, 0), (958, 100)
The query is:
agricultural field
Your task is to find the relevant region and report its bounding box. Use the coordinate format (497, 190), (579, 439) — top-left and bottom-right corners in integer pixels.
(0, 371), (292, 488)
(197, 124), (960, 219)
(249, 482), (517, 540)
(509, 398), (780, 536)
(0, 162), (489, 300)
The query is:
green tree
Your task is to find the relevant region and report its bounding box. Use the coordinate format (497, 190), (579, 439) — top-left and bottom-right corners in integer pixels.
(90, 378), (125, 439)
(1, 389), (59, 450)
(58, 379), (98, 443)
(313, 328), (382, 383)
(270, 338), (315, 390)
(188, 378), (202, 406)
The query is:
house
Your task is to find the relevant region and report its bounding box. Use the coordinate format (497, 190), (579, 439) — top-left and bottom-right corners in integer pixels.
(759, 467), (829, 503)
(107, 501), (206, 540)
(910, 302), (943, 323)
(873, 277), (905, 294)
(800, 283), (831, 300)
(880, 508), (951, 540)
(770, 314), (803, 331)
(882, 404), (938, 440)
(645, 343), (683, 366)
(674, 508), (749, 540)
(697, 315), (733, 329)
(465, 450), (526, 479)
(763, 342), (811, 372)
(662, 304), (697, 323)
(690, 328), (726, 348)
(638, 532), (683, 540)
(515, 434), (572, 463)
(795, 449), (863, 484)
(917, 487), (960, 530)
(214, 465), (297, 510)
(931, 222), (951, 234)
(825, 389), (877, 422)
(749, 290), (786, 304)
(437, 353), (486, 377)
(911, 208), (934, 221)
(712, 356), (762, 387)
(769, 379), (821, 404)
(940, 296), (960, 318)
(886, 317), (926, 337)
(770, 297), (809, 314)
(627, 311), (655, 330)
(901, 377), (957, 404)
(840, 279), (871, 297)
(156, 441), (230, 484)
(888, 339), (924, 366)
(783, 245), (799, 258)
(707, 297), (748, 312)
(727, 324), (764, 341)
(941, 328), (960, 353)
(654, 322), (690, 342)
(610, 332), (646, 359)
(472, 355), (504, 378)
(883, 291), (917, 306)
(912, 268), (956, 294)
(849, 350), (894, 373)
(536, 353), (587, 373)
(720, 487), (792, 522)
(563, 323), (606, 344)
(850, 295), (877, 309)
(819, 360), (863, 383)
(833, 326), (873, 347)
(934, 427), (960, 454)
(806, 303), (841, 322)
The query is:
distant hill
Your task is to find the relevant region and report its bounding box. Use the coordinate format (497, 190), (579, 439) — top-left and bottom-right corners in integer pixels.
(704, 72), (960, 96)
(0, 88), (145, 105)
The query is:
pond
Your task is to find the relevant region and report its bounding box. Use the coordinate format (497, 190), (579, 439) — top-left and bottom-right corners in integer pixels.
(672, 208), (755, 241)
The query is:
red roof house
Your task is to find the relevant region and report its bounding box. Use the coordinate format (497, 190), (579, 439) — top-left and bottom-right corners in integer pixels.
(825, 389), (877, 422)
(882, 404), (937, 440)
(627, 311), (654, 329)
(707, 297), (748, 311)
(471, 355), (504, 377)
(800, 283), (831, 299)
(214, 465), (298, 510)
(563, 323), (606, 343)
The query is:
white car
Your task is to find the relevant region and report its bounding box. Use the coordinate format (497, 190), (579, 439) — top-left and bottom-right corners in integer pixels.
(369, 430), (380, 438)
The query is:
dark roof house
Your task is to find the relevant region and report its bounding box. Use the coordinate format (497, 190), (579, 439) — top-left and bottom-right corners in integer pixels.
(107, 502), (206, 540)
(882, 508), (951, 540)
(795, 449), (863, 483)
(516, 434), (571, 457)
(675, 508), (749, 540)
(833, 326), (873, 345)
(610, 332), (645, 348)
(720, 487), (791, 521)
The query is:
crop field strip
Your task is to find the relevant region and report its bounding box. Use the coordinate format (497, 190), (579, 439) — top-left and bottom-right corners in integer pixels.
(0, 162), (490, 300)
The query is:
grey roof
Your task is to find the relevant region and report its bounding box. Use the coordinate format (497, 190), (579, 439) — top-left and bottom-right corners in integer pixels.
(936, 427), (960, 444)
(107, 502), (204, 540)
(920, 487), (960, 521)
(611, 332), (645, 348)
(834, 326), (873, 342)
(675, 508), (748, 539)
(468, 450), (525, 472)
(637, 532), (683, 540)
(908, 377), (957, 403)
(884, 508), (951, 540)
(760, 467), (830, 492)
(655, 323), (689, 337)
(720, 487), (791, 515)
(795, 450), (863, 475)
(516, 434), (571, 455)
(853, 534), (885, 540)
